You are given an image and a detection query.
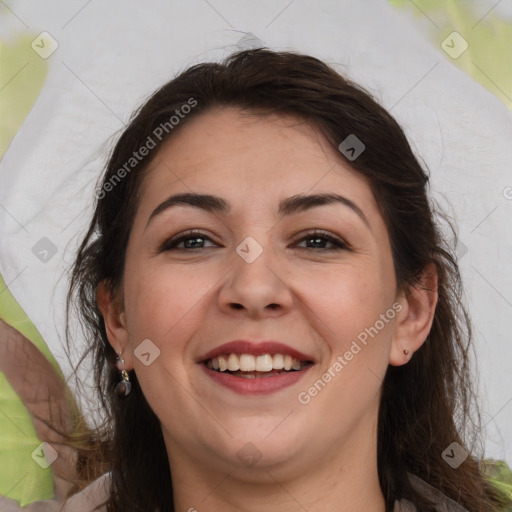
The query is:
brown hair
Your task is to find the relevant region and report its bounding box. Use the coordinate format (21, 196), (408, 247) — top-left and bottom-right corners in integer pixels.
(66, 48), (510, 511)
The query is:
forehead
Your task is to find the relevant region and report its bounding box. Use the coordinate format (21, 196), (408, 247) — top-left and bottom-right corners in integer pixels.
(127, 108), (387, 244)
(134, 107), (381, 226)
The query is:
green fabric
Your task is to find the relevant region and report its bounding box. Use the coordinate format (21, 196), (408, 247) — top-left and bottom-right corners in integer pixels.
(483, 459), (512, 510)
(0, 33), (48, 156)
(389, 0), (512, 112)
(0, 32), (54, 505)
(0, 273), (58, 505)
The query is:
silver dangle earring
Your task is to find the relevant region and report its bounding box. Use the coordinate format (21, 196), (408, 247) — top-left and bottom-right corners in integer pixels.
(114, 352), (132, 397)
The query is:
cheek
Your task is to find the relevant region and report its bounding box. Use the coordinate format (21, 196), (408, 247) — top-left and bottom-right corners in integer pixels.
(121, 265), (214, 428)
(298, 266), (395, 411)
(303, 262), (395, 343)
(123, 263), (215, 345)
(303, 263), (395, 407)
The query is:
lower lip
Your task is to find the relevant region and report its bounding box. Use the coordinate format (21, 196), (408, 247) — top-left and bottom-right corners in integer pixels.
(200, 364), (313, 395)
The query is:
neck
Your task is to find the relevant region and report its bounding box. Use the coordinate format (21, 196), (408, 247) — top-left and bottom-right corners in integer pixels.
(165, 413), (386, 512)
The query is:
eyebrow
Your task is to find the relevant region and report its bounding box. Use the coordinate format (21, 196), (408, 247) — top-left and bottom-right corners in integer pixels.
(144, 192), (370, 231)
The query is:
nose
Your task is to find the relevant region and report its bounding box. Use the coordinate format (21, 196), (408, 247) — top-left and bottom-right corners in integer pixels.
(217, 238), (294, 319)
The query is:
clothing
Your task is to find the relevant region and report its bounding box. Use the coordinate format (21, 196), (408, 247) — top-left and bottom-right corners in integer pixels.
(68, 471), (470, 511)
(393, 472), (470, 511)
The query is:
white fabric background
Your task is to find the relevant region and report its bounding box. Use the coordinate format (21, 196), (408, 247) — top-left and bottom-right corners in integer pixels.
(0, 0), (511, 463)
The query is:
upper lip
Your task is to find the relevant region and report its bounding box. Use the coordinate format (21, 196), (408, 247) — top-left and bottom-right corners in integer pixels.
(197, 340), (316, 363)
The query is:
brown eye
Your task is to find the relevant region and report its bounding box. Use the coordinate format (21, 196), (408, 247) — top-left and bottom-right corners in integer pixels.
(294, 230), (348, 251)
(159, 230), (217, 251)
(158, 229), (348, 253)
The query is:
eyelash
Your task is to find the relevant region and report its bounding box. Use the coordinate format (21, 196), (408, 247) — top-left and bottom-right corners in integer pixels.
(158, 229), (349, 252)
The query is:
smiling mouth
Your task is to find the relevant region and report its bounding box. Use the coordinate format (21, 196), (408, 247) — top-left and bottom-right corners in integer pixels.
(204, 353), (314, 379)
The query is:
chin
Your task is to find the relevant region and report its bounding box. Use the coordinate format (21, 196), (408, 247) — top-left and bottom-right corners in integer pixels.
(226, 427), (308, 469)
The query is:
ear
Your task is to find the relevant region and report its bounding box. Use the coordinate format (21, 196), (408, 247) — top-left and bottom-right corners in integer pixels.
(389, 262), (438, 366)
(96, 280), (133, 369)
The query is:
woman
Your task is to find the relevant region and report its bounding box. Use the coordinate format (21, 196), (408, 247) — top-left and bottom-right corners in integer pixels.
(1, 48), (510, 511)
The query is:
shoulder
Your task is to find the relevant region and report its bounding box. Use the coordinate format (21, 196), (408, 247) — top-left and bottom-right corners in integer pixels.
(62, 473), (111, 512)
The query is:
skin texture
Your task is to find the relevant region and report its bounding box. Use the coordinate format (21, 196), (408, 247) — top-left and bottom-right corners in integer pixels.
(97, 107), (438, 512)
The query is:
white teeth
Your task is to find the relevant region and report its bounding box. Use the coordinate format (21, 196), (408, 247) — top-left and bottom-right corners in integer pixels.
(227, 353), (240, 371)
(239, 354), (256, 371)
(218, 355), (228, 371)
(255, 354), (273, 372)
(272, 354), (284, 369)
(207, 353), (308, 372)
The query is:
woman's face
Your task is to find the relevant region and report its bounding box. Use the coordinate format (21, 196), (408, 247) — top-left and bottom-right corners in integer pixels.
(104, 107), (409, 479)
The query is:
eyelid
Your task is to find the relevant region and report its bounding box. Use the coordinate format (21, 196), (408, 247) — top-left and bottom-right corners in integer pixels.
(157, 228), (350, 253)
(290, 229), (350, 251)
(156, 229), (218, 252)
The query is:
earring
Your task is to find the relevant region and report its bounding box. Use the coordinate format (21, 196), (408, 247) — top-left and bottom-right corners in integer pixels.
(403, 349), (410, 355)
(114, 352), (131, 397)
